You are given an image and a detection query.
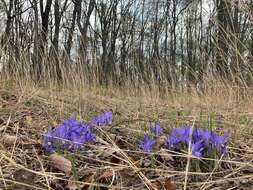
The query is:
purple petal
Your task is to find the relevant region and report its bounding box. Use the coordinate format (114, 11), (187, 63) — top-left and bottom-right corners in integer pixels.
(139, 134), (156, 152)
(191, 141), (204, 157)
(150, 122), (163, 136)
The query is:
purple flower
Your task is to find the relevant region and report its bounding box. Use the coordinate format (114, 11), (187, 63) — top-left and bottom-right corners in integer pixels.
(70, 125), (96, 150)
(139, 134), (156, 152)
(103, 111), (112, 124)
(53, 124), (71, 149)
(166, 125), (229, 158)
(91, 116), (102, 126)
(191, 140), (204, 157)
(91, 111), (112, 126)
(42, 128), (55, 152)
(166, 125), (191, 148)
(42, 115), (96, 152)
(150, 122), (163, 136)
(210, 132), (228, 154)
(166, 134), (181, 149)
(192, 128), (211, 146)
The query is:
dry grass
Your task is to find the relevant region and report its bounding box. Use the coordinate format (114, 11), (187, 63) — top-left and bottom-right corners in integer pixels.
(0, 78), (252, 190)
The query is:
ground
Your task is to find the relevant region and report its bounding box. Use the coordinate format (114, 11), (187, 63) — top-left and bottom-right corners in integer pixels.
(0, 84), (253, 190)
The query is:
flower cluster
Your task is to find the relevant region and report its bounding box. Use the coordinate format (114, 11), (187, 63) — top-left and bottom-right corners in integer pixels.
(139, 134), (156, 152)
(166, 125), (228, 157)
(139, 122), (228, 158)
(42, 115), (95, 152)
(139, 122), (163, 152)
(42, 111), (113, 152)
(91, 111), (112, 126)
(150, 122), (163, 136)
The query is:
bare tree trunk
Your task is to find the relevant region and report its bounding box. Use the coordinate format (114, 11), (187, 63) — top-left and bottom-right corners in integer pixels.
(32, 0), (40, 80)
(138, 0), (145, 83)
(40, 0), (52, 49)
(108, 0), (120, 83)
(1, 0), (14, 73)
(50, 0), (68, 81)
(32, 0), (52, 81)
(77, 0), (95, 64)
(65, 0), (79, 58)
(230, 0), (242, 83)
(170, 0), (177, 88)
(216, 0), (230, 78)
(1, 0), (14, 48)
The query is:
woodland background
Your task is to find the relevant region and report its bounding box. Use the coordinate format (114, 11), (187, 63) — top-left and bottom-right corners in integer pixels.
(0, 0), (252, 91)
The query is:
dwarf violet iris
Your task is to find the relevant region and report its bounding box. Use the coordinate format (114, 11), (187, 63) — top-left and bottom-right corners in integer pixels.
(139, 134), (156, 152)
(210, 131), (228, 154)
(191, 140), (204, 157)
(167, 125), (191, 148)
(91, 111), (112, 126)
(42, 115), (96, 152)
(150, 122), (163, 136)
(166, 125), (229, 157)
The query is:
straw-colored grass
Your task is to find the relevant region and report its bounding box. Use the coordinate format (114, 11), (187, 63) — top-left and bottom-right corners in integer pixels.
(0, 73), (253, 189)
